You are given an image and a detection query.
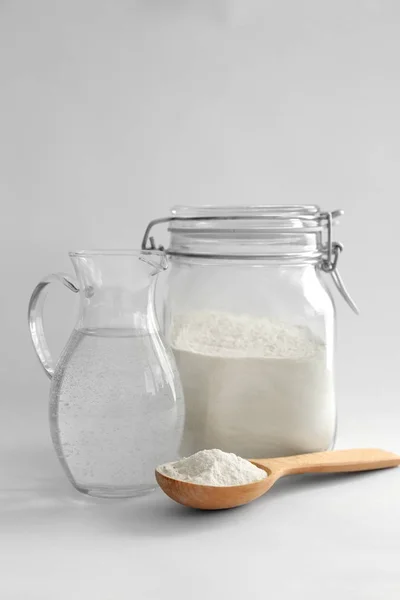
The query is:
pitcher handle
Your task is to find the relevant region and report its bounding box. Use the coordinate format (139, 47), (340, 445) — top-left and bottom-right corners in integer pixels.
(28, 273), (79, 379)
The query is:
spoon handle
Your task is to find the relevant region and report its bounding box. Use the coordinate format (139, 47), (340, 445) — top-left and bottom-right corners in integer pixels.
(255, 448), (400, 476)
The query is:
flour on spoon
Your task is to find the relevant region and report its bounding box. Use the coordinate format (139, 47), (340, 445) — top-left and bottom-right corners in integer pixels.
(157, 449), (267, 486)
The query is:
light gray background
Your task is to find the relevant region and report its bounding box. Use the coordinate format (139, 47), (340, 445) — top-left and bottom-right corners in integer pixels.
(1, 1), (399, 598)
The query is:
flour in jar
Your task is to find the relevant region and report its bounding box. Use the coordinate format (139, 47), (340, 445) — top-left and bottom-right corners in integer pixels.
(171, 311), (335, 458)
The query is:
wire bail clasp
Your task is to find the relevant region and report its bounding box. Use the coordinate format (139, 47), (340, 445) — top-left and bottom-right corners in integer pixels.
(320, 211), (359, 314)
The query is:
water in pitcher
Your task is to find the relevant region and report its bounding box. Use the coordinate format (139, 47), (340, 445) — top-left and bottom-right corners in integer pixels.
(50, 328), (183, 497)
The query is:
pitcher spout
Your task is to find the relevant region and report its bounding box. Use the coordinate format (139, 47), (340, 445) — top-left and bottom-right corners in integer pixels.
(138, 250), (168, 274)
(68, 250), (167, 331)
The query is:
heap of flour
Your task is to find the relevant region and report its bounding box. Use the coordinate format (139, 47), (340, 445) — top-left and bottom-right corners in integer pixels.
(171, 311), (335, 458)
(157, 449), (267, 486)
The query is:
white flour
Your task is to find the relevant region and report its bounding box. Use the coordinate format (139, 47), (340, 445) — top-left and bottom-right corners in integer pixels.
(171, 311), (335, 458)
(157, 448), (267, 486)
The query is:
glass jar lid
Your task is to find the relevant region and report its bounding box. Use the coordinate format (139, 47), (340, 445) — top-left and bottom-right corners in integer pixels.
(143, 204), (341, 258)
(170, 204), (328, 229)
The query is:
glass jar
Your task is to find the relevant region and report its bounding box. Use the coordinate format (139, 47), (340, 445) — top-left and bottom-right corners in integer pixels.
(142, 205), (357, 459)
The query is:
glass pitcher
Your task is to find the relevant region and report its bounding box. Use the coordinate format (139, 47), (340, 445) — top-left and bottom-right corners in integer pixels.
(28, 250), (184, 498)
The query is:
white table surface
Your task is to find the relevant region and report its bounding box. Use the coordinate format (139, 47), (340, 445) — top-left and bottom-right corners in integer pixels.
(2, 413), (400, 600)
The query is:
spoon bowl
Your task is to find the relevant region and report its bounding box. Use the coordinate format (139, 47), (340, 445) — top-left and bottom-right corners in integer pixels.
(155, 466), (272, 510)
(156, 448), (400, 510)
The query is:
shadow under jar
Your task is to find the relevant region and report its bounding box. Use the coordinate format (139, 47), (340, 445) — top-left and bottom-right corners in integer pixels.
(143, 205), (357, 459)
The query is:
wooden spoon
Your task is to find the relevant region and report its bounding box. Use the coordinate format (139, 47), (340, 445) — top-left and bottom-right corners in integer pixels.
(156, 448), (400, 510)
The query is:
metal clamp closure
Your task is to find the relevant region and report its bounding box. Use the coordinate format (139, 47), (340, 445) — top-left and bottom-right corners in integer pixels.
(141, 211), (359, 314)
(320, 211), (359, 314)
